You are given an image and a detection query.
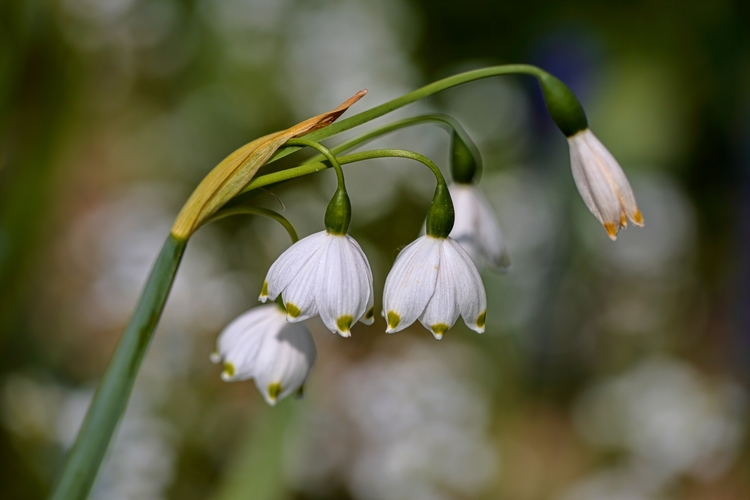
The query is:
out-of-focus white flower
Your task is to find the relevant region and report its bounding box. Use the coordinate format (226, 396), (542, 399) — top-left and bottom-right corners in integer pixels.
(383, 235), (486, 339)
(211, 304), (317, 405)
(259, 230), (374, 337)
(568, 129), (644, 240)
(449, 182), (510, 271)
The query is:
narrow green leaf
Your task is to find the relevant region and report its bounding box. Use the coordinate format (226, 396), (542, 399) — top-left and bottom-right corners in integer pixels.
(50, 234), (187, 500)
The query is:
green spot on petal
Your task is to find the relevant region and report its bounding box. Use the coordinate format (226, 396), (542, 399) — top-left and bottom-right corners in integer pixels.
(260, 281), (268, 297)
(432, 323), (449, 335)
(476, 311), (486, 329)
(336, 315), (354, 333)
(268, 382), (283, 402)
(222, 362), (235, 380)
(387, 311), (401, 329)
(286, 302), (301, 318)
(365, 307), (374, 320)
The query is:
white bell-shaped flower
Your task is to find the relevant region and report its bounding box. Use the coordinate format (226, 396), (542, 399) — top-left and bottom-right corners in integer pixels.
(568, 129), (644, 240)
(211, 304), (317, 405)
(383, 235), (487, 339)
(449, 182), (510, 271)
(259, 230), (374, 337)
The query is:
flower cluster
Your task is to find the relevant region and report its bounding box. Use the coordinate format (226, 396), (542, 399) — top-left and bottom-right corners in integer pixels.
(211, 72), (644, 406)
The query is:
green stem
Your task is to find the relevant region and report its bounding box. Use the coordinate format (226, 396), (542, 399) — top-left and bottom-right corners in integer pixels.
(285, 137), (352, 235)
(266, 64), (548, 164)
(243, 149), (448, 193)
(286, 138), (346, 188)
(50, 234), (187, 500)
(302, 114), (474, 163)
(244, 148), (454, 237)
(207, 205), (299, 243)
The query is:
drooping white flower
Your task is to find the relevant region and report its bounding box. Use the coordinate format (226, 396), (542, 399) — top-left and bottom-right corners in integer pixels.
(211, 304), (316, 405)
(568, 129), (644, 240)
(259, 230), (374, 337)
(382, 235), (487, 339)
(449, 182), (510, 271)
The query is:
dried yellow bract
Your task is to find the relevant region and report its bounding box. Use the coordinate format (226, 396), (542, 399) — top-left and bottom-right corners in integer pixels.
(171, 90), (367, 239)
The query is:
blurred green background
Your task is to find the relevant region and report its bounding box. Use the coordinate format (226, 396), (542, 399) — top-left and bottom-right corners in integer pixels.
(2, 0), (749, 499)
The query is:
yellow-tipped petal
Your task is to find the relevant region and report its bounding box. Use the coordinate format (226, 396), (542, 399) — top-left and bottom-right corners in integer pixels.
(476, 311), (486, 330)
(431, 323), (449, 340)
(258, 281), (269, 301)
(632, 209), (645, 226)
(221, 362), (236, 381)
(286, 302), (301, 319)
(604, 222), (618, 241)
(386, 311), (401, 332)
(267, 382), (283, 405)
(336, 315), (354, 335)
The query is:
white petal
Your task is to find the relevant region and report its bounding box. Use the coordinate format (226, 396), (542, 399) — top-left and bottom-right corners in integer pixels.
(361, 289), (375, 325)
(215, 305), (287, 381)
(419, 244), (460, 339)
(469, 185), (510, 270)
(449, 183), (509, 271)
(449, 184), (482, 263)
(444, 238), (487, 333)
(347, 234), (375, 325)
(569, 134), (603, 223)
(261, 231), (328, 301)
(316, 235), (373, 336)
(382, 236), (441, 333)
(252, 321), (317, 405)
(281, 249), (322, 323)
(570, 133), (621, 226)
(569, 129), (643, 239)
(583, 130), (643, 226)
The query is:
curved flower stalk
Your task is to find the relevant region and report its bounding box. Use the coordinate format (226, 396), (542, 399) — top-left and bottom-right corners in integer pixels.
(211, 304), (316, 405)
(383, 235), (487, 339)
(568, 129), (644, 239)
(259, 230), (375, 336)
(449, 182), (510, 271)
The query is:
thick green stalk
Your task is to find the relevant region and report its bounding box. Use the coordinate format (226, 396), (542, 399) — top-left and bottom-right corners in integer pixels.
(50, 234), (187, 500)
